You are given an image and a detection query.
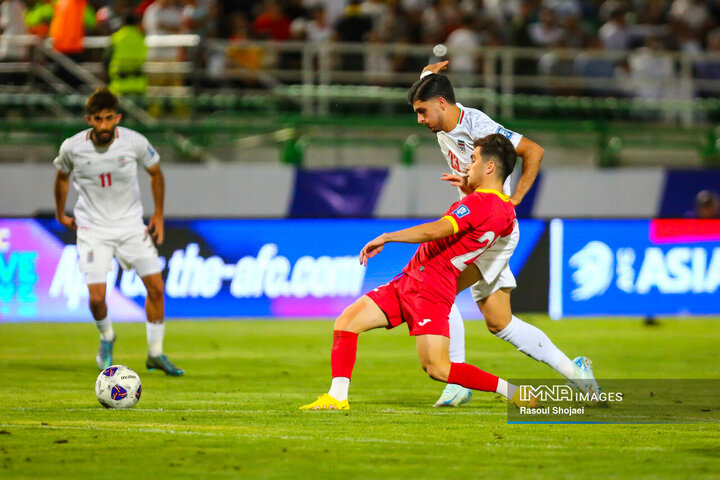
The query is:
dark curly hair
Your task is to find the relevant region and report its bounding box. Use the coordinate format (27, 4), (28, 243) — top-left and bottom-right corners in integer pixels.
(473, 133), (517, 182)
(85, 87), (119, 115)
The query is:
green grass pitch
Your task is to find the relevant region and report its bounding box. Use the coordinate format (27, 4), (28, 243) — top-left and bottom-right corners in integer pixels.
(1, 316), (719, 479)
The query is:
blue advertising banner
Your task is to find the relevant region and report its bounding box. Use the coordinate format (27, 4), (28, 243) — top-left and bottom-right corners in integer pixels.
(0, 218), (545, 322)
(549, 219), (720, 318)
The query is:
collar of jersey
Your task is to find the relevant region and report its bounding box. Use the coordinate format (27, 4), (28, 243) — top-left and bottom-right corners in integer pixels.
(475, 188), (510, 202)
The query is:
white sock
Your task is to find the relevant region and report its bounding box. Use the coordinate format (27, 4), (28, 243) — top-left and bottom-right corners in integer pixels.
(448, 303), (466, 363)
(328, 377), (350, 402)
(495, 378), (518, 400)
(95, 317), (115, 342)
(495, 316), (576, 380)
(146, 322), (165, 357)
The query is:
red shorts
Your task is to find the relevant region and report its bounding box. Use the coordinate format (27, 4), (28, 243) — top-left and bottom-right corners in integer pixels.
(365, 274), (452, 337)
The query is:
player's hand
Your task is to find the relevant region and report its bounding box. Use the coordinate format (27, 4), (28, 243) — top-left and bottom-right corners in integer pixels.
(359, 235), (387, 266)
(422, 60), (449, 75)
(441, 173), (473, 194)
(509, 195), (522, 206)
(147, 212), (164, 245)
(57, 214), (77, 230)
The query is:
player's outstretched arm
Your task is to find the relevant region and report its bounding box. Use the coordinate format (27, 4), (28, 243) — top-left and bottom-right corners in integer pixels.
(422, 60), (449, 76)
(53, 170), (76, 230)
(511, 137), (544, 206)
(359, 218), (455, 266)
(145, 164), (165, 245)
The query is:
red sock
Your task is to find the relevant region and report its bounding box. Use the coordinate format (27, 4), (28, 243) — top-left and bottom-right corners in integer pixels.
(448, 362), (500, 392)
(331, 330), (358, 379)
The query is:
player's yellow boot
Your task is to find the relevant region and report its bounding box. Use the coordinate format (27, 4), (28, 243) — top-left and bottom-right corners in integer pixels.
(510, 388), (539, 408)
(299, 393), (350, 411)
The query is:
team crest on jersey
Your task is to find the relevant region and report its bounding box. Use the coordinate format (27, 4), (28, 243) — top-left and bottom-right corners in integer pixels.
(87, 250), (94, 263)
(452, 205), (471, 218)
(496, 127), (515, 139)
(118, 156), (126, 165)
(457, 140), (466, 153)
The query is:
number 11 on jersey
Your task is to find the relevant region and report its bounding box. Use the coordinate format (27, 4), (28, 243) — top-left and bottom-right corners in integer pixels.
(99, 173), (112, 187)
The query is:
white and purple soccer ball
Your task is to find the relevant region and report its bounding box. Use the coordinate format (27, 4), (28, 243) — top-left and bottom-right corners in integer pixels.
(95, 365), (142, 409)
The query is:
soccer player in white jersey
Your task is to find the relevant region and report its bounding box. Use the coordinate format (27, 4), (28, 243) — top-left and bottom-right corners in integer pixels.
(409, 62), (598, 406)
(53, 87), (183, 376)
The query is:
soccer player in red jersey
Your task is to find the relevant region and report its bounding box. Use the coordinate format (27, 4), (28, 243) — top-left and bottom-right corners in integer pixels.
(300, 134), (537, 410)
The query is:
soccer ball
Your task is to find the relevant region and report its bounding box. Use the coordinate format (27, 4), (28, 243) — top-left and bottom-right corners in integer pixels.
(95, 365), (142, 409)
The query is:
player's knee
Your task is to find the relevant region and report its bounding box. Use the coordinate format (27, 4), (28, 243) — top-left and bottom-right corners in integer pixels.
(485, 315), (510, 334)
(421, 360), (450, 382)
(88, 294), (106, 312)
(146, 281), (164, 303)
(334, 301), (363, 331)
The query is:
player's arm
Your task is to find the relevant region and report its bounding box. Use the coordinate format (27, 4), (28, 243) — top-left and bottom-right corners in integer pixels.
(421, 60), (449, 76)
(359, 218), (455, 266)
(511, 137), (544, 206)
(53, 170), (76, 230)
(145, 163), (165, 245)
(441, 172), (473, 195)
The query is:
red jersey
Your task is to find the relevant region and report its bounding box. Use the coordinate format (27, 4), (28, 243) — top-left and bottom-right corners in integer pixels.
(402, 189), (516, 302)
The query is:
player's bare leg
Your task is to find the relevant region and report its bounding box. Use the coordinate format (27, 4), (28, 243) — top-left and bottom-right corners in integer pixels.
(415, 334), (534, 407)
(300, 296), (389, 411)
(479, 289), (600, 393)
(434, 305), (473, 407)
(88, 281), (115, 370)
(141, 273), (183, 376)
(434, 264), (485, 407)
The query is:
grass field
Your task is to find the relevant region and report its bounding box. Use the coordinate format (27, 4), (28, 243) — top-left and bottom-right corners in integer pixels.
(1, 316), (720, 479)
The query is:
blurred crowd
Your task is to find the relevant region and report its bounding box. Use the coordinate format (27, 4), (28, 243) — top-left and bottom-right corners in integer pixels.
(3, 0), (720, 96)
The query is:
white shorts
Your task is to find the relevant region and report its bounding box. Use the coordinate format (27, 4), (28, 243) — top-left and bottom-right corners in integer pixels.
(469, 219), (519, 302)
(76, 224), (161, 284)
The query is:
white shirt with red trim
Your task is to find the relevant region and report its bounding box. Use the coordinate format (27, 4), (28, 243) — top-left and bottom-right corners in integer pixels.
(53, 126), (160, 230)
(436, 103), (523, 196)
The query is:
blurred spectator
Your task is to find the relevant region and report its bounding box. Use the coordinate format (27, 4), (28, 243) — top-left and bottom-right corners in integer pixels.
(529, 8), (564, 47)
(305, 7), (332, 43)
(0, 0), (29, 61)
(599, 7), (630, 50)
(694, 190), (720, 218)
(538, 39), (579, 94)
(669, 0), (710, 33)
(693, 29), (720, 95)
(143, 0), (184, 86)
(182, 0), (218, 40)
(636, 0), (669, 26)
(561, 13), (590, 48)
(106, 14), (148, 96)
(305, 0), (348, 28)
(626, 36), (674, 100)
(96, 0), (137, 35)
(25, 0), (54, 37)
(252, 0), (290, 41)
(364, 29), (392, 85)
(574, 37), (619, 95)
(284, 0), (308, 21)
(446, 14), (480, 84)
(335, 1), (373, 71)
(49, 0), (95, 57)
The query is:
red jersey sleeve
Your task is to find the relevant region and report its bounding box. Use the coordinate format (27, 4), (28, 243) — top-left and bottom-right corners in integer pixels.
(441, 195), (490, 235)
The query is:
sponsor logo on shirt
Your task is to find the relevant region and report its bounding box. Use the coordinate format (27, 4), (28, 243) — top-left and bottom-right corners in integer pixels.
(452, 205), (470, 218)
(496, 126), (515, 139)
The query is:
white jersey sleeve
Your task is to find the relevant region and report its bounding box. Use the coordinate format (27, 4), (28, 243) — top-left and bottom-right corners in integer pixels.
(465, 107), (523, 149)
(53, 138), (74, 173)
(133, 132), (160, 169)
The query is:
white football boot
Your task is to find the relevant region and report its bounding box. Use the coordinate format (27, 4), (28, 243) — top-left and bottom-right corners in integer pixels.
(433, 383), (472, 407)
(570, 356), (601, 395)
